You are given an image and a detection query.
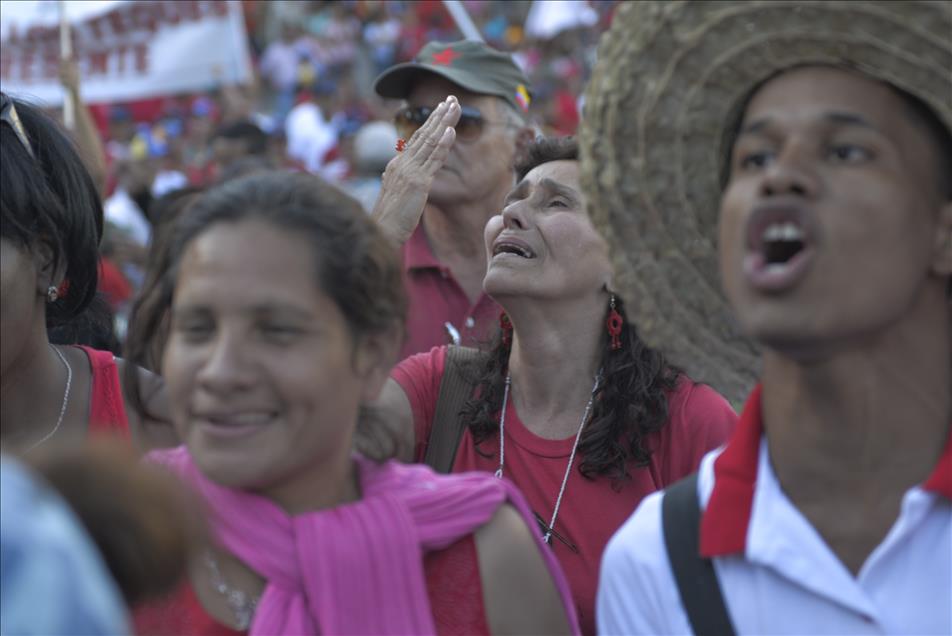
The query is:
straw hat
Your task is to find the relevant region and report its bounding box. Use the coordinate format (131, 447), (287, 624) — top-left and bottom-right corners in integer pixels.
(580, 1), (952, 405)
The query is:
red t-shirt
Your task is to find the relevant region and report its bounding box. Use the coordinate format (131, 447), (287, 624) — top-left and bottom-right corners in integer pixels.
(399, 225), (500, 360)
(392, 345), (738, 635)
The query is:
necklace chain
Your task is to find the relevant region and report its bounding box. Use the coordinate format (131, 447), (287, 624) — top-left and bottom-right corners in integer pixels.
(495, 370), (601, 545)
(204, 550), (259, 630)
(493, 375), (512, 479)
(25, 346), (72, 453)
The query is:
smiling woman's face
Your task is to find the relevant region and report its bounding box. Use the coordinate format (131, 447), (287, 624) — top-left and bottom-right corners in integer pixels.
(482, 159), (611, 303)
(162, 219), (368, 500)
(719, 66), (949, 358)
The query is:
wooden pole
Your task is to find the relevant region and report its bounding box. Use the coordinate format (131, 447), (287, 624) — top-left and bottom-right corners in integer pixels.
(59, 0), (75, 130)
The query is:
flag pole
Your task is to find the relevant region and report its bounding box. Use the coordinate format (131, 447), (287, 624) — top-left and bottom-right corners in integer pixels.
(442, 0), (484, 41)
(59, 0), (75, 130)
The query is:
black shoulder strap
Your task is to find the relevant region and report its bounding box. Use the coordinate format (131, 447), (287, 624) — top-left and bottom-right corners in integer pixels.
(662, 473), (736, 636)
(423, 346), (484, 473)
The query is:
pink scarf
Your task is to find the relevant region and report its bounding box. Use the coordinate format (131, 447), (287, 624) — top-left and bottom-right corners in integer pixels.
(149, 447), (579, 635)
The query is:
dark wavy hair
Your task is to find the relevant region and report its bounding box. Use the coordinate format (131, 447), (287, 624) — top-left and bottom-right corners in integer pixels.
(460, 296), (680, 482)
(461, 136), (681, 482)
(127, 186), (205, 371)
(0, 93), (103, 326)
(516, 135), (580, 180)
(124, 171), (407, 459)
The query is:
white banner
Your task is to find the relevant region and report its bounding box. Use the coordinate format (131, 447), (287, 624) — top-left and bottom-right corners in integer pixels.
(0, 0), (253, 105)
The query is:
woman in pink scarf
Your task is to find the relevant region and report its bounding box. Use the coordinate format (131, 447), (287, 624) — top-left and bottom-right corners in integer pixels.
(129, 172), (578, 635)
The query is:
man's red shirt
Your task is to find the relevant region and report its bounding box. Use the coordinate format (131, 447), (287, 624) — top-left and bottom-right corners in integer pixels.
(399, 225), (500, 360)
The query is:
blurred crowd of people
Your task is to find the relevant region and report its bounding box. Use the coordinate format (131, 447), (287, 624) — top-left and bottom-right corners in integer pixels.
(3, 1), (949, 635)
(66, 0), (616, 340)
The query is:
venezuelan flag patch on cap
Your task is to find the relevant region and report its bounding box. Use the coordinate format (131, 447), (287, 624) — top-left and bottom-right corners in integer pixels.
(515, 84), (531, 112)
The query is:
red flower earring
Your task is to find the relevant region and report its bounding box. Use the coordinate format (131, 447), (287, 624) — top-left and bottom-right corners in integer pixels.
(606, 295), (623, 351)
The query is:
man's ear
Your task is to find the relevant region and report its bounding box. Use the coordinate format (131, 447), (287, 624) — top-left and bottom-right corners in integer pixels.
(353, 325), (404, 403)
(932, 201), (952, 276)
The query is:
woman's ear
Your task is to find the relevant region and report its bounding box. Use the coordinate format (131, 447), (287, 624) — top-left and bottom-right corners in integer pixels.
(931, 201), (952, 276)
(353, 325), (404, 403)
(32, 239), (64, 296)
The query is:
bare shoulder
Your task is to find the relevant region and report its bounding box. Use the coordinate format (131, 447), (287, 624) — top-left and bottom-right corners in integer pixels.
(370, 378), (415, 462)
(474, 504), (573, 635)
(114, 357), (180, 452)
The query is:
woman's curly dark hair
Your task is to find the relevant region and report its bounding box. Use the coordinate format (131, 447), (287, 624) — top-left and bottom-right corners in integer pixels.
(459, 296), (680, 482)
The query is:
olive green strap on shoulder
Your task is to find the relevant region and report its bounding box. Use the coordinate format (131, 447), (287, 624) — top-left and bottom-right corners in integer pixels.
(423, 346), (486, 473)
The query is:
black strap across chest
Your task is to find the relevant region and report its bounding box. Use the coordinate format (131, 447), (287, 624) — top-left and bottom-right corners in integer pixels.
(662, 473), (737, 636)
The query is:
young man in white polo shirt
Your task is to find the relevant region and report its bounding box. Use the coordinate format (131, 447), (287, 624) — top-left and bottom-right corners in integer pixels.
(586, 3), (952, 634)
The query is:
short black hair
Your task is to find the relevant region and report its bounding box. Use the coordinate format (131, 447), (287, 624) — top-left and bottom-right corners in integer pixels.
(1, 93), (103, 326)
(211, 120), (269, 156)
(515, 136), (578, 181)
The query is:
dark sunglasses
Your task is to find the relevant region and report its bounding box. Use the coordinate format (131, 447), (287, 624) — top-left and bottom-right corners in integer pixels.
(394, 104), (512, 143)
(0, 93), (36, 159)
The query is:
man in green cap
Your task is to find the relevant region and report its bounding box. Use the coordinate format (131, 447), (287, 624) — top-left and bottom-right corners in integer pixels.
(371, 40), (536, 360)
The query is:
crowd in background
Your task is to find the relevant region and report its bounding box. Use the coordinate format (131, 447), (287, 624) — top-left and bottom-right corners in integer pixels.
(4, 1), (951, 634)
(62, 0), (616, 346)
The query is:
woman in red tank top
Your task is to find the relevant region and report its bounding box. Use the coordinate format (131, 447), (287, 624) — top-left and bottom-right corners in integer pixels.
(0, 93), (174, 453)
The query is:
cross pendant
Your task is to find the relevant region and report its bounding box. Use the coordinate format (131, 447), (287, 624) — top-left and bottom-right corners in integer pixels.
(533, 512), (578, 552)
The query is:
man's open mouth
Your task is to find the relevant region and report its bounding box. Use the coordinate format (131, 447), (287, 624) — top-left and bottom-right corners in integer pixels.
(744, 204), (815, 292)
(762, 221), (805, 267)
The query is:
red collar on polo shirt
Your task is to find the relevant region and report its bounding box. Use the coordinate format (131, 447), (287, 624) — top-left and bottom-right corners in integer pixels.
(404, 224), (446, 272)
(700, 384), (952, 558)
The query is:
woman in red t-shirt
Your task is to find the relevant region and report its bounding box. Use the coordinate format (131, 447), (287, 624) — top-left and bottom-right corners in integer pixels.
(0, 93), (174, 452)
(374, 135), (739, 635)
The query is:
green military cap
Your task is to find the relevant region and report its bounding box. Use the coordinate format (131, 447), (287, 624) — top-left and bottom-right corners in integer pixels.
(374, 40), (532, 114)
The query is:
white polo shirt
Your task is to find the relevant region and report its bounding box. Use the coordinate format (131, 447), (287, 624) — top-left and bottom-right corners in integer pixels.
(597, 385), (952, 636)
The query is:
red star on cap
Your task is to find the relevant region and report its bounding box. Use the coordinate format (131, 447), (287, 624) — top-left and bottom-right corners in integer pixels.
(431, 48), (458, 66)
